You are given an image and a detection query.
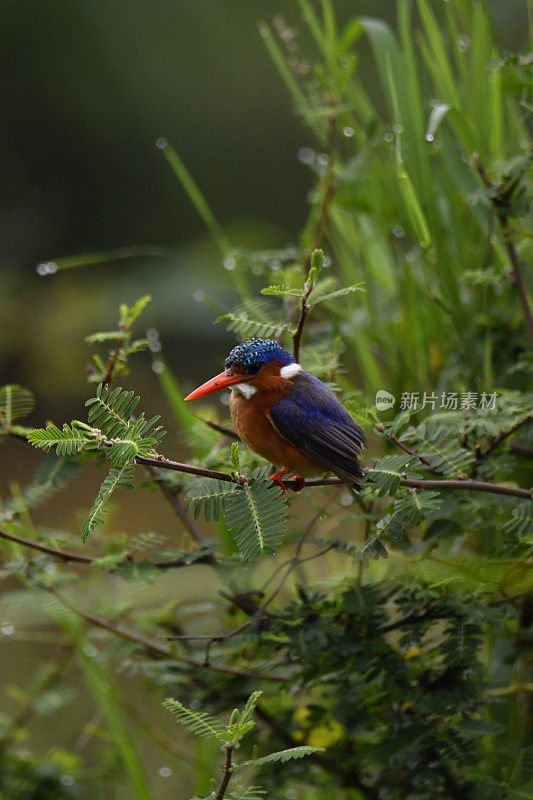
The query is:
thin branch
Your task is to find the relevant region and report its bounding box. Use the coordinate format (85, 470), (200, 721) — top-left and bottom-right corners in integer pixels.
(216, 745), (235, 800)
(0, 527), (216, 570)
(478, 413), (532, 460)
(376, 423), (434, 471)
(146, 466), (205, 543)
(198, 417), (239, 439)
(472, 152), (533, 345)
(167, 493), (340, 657)
(130, 452), (532, 499)
(101, 337), (125, 386)
(292, 109), (337, 362)
(48, 588), (291, 683)
(0, 528), (94, 563)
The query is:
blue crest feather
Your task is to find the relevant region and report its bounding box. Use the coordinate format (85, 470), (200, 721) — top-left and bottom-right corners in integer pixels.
(225, 339), (294, 369)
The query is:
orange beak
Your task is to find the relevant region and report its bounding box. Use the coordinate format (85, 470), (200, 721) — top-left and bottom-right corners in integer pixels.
(184, 370), (246, 401)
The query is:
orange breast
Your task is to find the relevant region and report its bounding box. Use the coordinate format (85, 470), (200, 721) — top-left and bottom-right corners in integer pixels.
(230, 389), (322, 476)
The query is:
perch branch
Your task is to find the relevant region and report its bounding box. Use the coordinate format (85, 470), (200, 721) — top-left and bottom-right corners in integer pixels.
(130, 452), (532, 499)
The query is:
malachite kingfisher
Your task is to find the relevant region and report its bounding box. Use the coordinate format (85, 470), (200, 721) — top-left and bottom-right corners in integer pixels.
(184, 338), (366, 495)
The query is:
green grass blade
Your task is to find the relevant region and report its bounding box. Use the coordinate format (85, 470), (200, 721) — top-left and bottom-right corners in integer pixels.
(157, 139), (231, 256)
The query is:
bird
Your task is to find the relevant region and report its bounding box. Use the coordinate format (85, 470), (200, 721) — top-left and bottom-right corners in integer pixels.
(184, 338), (366, 496)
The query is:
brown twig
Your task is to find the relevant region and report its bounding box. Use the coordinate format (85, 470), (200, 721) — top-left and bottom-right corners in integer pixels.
(146, 466), (205, 543)
(47, 588), (291, 683)
(198, 417), (239, 439)
(376, 424), (434, 471)
(216, 744), (235, 800)
(101, 336), (126, 386)
(292, 109), (337, 362)
(472, 152), (533, 345)
(0, 527), (215, 570)
(130, 452), (532, 499)
(478, 413), (532, 460)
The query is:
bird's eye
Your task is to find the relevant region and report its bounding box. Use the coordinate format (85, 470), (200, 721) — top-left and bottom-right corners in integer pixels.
(245, 363), (262, 375)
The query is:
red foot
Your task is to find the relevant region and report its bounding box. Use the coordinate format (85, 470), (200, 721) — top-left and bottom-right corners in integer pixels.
(268, 468), (290, 499)
(291, 475), (306, 492)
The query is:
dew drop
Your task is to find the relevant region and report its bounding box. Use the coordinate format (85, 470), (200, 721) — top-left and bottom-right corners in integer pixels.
(83, 644), (98, 658)
(393, 123), (404, 134)
(457, 35), (470, 52)
(0, 624), (14, 635)
(297, 147), (315, 165)
(36, 261), (57, 276)
(392, 225), (405, 239)
(155, 137), (168, 149)
(425, 133), (435, 143)
(146, 328), (159, 341)
(223, 257), (236, 271)
(252, 264), (263, 275)
(193, 289), (205, 302)
(152, 360), (164, 374)
(384, 132), (394, 143)
(323, 256), (331, 268)
(286, 790), (298, 800)
(340, 492), (353, 506)
(269, 259), (281, 271)
(149, 340), (162, 353)
(343, 126), (354, 138)
(44, 563), (57, 574)
(158, 767), (172, 778)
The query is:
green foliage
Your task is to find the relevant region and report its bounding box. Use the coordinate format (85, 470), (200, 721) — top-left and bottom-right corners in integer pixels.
(81, 465), (135, 542)
(27, 422), (98, 456)
(86, 295), (154, 383)
(164, 691), (321, 798)
(223, 477), (287, 561)
(217, 299), (292, 339)
(366, 454), (419, 496)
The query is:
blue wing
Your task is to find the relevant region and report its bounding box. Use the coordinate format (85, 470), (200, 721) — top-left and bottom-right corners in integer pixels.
(269, 371), (366, 487)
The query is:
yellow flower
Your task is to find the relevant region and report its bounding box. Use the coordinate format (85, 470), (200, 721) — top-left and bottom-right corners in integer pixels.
(292, 706), (344, 747)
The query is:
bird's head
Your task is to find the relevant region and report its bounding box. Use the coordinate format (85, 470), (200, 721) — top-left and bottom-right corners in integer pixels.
(184, 338), (302, 401)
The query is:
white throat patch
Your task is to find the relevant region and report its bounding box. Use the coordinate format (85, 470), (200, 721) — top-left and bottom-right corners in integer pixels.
(280, 363), (302, 379)
(231, 382), (257, 399)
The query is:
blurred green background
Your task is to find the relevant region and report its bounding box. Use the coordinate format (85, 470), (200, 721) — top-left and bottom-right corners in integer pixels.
(0, 1), (528, 419)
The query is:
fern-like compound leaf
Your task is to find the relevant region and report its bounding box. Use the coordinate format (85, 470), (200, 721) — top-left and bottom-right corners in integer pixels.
(187, 480), (236, 522)
(309, 283), (365, 307)
(366, 455), (419, 496)
(216, 298), (291, 339)
(223, 479), (287, 561)
(163, 698), (225, 739)
(236, 745), (323, 770)
(27, 423), (97, 456)
(400, 423), (474, 477)
(81, 465), (134, 542)
(0, 385), (35, 429)
(85, 384), (140, 438)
